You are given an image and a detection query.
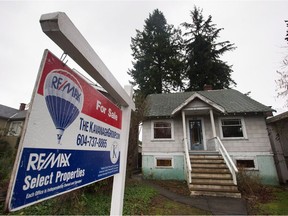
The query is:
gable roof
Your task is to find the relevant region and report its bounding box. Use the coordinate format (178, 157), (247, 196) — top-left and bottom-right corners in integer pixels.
(145, 89), (273, 118)
(171, 92), (226, 115)
(0, 104), (27, 120)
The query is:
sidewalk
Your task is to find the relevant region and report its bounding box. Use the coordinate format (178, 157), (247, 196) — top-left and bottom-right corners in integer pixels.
(144, 180), (248, 215)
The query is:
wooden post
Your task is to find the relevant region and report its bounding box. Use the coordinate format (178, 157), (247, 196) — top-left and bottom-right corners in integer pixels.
(110, 86), (132, 215)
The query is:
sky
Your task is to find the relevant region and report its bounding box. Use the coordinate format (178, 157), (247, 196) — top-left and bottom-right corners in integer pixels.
(0, 0), (287, 114)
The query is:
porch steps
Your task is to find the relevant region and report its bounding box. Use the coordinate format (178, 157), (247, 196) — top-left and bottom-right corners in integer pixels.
(189, 153), (241, 198)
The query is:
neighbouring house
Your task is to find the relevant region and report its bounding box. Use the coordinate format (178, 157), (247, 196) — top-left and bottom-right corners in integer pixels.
(267, 111), (288, 183)
(0, 103), (27, 148)
(142, 87), (278, 197)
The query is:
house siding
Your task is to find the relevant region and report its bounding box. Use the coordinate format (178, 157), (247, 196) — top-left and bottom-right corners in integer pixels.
(142, 154), (185, 180)
(142, 118), (183, 153)
(142, 115), (278, 184)
(143, 116), (272, 153)
(218, 116), (272, 153)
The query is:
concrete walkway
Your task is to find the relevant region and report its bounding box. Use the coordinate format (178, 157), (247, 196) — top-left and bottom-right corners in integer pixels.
(144, 181), (248, 215)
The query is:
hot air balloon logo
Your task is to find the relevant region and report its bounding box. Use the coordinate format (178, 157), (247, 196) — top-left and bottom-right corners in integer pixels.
(44, 69), (83, 144)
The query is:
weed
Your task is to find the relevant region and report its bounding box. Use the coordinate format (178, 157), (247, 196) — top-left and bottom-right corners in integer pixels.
(123, 179), (157, 215)
(237, 168), (275, 214)
(0, 139), (16, 205)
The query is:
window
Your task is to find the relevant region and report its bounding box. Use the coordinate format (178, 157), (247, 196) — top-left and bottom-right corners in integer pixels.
(220, 118), (246, 138)
(8, 121), (23, 136)
(157, 159), (172, 167)
(155, 157), (173, 168)
(236, 159), (255, 169)
(153, 121), (172, 139)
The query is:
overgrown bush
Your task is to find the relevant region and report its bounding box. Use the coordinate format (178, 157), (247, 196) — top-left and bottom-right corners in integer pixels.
(237, 168), (275, 214)
(0, 140), (16, 193)
(237, 169), (274, 202)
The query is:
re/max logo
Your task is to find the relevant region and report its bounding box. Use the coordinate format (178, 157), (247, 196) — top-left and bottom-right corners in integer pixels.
(26, 153), (71, 171)
(51, 75), (81, 102)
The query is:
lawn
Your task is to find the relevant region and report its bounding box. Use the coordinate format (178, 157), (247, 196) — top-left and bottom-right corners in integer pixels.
(256, 187), (288, 215)
(1, 179), (209, 215)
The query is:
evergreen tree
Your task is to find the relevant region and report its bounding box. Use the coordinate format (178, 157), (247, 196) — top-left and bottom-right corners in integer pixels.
(128, 9), (184, 96)
(182, 6), (236, 91)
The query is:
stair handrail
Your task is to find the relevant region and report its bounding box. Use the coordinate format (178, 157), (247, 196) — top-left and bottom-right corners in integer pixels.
(215, 136), (238, 185)
(182, 138), (192, 184)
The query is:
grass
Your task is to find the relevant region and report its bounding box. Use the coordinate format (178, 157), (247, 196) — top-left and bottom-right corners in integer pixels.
(148, 195), (211, 215)
(1, 179), (209, 215)
(237, 169), (288, 215)
(256, 187), (288, 215)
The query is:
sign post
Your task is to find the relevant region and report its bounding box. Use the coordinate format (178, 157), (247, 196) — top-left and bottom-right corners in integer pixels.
(6, 12), (134, 215)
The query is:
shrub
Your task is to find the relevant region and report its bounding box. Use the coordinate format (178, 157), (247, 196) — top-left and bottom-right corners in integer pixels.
(237, 169), (274, 202)
(0, 139), (16, 192)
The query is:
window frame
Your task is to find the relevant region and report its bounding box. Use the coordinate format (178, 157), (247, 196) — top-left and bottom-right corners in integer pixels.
(234, 157), (258, 170)
(151, 120), (174, 141)
(8, 121), (23, 136)
(154, 156), (173, 169)
(219, 117), (247, 140)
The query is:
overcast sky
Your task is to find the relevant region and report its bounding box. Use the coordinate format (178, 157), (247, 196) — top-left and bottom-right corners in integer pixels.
(1, 0), (287, 114)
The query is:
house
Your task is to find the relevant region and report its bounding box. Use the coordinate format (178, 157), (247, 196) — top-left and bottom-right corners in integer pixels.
(0, 103), (27, 148)
(142, 87), (278, 197)
(267, 111), (288, 183)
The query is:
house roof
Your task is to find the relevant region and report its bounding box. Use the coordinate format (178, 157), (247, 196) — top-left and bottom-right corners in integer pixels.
(0, 104), (27, 120)
(266, 111), (288, 124)
(145, 89), (274, 118)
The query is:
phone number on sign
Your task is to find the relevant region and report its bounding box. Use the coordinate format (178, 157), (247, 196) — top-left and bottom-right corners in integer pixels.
(76, 134), (107, 148)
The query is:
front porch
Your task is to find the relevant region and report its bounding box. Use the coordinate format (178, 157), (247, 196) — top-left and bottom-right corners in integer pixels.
(175, 101), (240, 197)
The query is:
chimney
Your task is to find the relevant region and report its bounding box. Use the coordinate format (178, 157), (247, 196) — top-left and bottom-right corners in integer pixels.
(19, 103), (26, 111)
(203, 84), (213, 91)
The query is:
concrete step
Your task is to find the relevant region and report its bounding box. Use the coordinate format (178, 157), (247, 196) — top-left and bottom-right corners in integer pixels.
(189, 153), (241, 198)
(192, 178), (234, 185)
(189, 183), (238, 192)
(191, 172), (232, 179)
(192, 167), (230, 174)
(190, 154), (222, 159)
(190, 190), (241, 198)
(192, 163), (228, 168)
(191, 159), (225, 164)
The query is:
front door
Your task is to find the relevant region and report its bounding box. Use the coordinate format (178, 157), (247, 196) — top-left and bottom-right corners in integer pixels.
(189, 120), (204, 150)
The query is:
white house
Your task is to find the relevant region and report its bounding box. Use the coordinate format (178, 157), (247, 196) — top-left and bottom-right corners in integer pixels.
(142, 88), (278, 197)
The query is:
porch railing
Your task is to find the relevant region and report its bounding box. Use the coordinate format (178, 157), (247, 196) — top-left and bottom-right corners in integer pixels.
(207, 137), (238, 185)
(182, 138), (192, 184)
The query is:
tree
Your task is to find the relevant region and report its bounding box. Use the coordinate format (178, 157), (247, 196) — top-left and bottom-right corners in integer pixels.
(276, 20), (288, 107)
(128, 9), (184, 96)
(182, 6), (236, 91)
(126, 94), (147, 177)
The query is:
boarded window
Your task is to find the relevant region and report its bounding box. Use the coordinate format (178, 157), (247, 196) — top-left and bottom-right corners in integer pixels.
(154, 122), (172, 139)
(236, 159), (255, 168)
(156, 159), (172, 167)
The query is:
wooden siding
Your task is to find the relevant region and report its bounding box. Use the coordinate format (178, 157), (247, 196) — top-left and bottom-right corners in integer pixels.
(142, 115), (272, 154)
(218, 116), (272, 153)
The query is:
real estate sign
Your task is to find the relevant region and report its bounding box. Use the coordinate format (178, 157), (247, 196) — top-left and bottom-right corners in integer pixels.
(7, 49), (122, 211)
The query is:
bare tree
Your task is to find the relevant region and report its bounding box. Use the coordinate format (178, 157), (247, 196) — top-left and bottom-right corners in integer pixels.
(276, 20), (288, 107)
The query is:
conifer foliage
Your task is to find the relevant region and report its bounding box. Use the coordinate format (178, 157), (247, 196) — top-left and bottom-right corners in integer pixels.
(182, 6), (236, 91)
(128, 7), (237, 95)
(128, 9), (184, 96)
